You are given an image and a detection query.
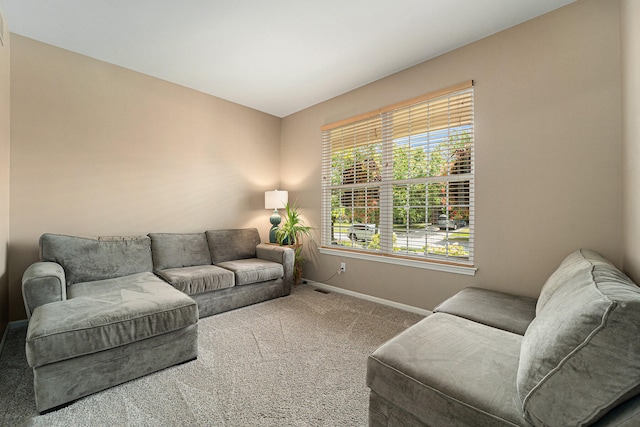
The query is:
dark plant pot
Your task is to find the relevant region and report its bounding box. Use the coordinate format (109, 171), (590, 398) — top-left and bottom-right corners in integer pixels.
(281, 236), (293, 245)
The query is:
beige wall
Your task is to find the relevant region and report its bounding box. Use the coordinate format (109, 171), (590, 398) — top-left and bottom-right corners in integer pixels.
(621, 0), (640, 282)
(8, 35), (282, 320)
(282, 0), (622, 310)
(0, 10), (10, 335)
(5, 0), (631, 320)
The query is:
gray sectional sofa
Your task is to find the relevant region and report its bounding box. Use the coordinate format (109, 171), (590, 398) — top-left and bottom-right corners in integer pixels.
(21, 228), (294, 413)
(367, 249), (640, 426)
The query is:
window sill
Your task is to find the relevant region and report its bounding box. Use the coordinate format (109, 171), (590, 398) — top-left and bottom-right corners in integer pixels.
(319, 247), (477, 276)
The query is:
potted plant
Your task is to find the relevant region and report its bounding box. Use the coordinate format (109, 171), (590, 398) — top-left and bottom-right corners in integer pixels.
(275, 201), (314, 284)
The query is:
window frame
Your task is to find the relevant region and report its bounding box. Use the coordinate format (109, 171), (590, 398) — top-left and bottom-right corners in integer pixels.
(321, 81), (476, 275)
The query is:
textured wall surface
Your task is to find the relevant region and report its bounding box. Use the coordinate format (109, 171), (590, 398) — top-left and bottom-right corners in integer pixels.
(281, 0), (622, 310)
(9, 35), (281, 320)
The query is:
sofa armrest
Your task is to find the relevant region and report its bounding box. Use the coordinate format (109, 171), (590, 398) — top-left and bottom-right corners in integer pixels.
(22, 262), (67, 319)
(256, 244), (295, 294)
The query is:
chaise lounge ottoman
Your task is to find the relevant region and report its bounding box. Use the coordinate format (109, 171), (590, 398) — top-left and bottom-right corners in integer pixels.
(22, 235), (199, 413)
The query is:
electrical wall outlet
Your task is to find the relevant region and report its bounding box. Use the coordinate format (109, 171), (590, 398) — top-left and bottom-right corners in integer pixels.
(340, 262), (346, 272)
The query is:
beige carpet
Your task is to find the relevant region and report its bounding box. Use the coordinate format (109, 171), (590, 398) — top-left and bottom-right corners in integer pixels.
(0, 284), (424, 427)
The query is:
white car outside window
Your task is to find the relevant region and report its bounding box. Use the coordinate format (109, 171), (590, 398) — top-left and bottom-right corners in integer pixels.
(348, 224), (377, 242)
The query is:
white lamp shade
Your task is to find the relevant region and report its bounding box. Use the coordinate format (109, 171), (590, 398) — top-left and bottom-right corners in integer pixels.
(265, 190), (288, 209)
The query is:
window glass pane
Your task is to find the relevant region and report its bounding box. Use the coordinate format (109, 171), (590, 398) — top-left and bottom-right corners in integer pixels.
(332, 143), (382, 182)
(392, 184), (428, 256)
(330, 188), (350, 245)
(425, 180), (470, 260)
(425, 229), (470, 260)
(330, 187), (380, 251)
(444, 130), (472, 175)
(393, 138), (430, 180)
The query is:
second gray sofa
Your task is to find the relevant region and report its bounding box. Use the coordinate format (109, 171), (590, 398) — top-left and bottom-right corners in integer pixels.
(367, 249), (640, 426)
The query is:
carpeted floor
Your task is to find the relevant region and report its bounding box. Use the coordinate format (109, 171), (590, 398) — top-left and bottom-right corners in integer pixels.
(0, 284), (424, 426)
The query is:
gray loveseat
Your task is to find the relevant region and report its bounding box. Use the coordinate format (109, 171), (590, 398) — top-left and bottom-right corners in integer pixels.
(367, 249), (640, 426)
(22, 228), (294, 413)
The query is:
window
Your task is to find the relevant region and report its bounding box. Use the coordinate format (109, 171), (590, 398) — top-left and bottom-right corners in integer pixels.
(321, 81), (474, 268)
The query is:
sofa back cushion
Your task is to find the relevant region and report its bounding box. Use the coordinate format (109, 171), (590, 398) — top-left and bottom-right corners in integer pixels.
(517, 249), (640, 427)
(40, 234), (153, 285)
(149, 233), (212, 271)
(206, 228), (261, 264)
(535, 249), (616, 316)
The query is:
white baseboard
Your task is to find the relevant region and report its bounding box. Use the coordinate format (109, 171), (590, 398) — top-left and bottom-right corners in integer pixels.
(0, 319), (28, 357)
(303, 279), (431, 317)
(9, 319), (28, 328)
(0, 325), (6, 356)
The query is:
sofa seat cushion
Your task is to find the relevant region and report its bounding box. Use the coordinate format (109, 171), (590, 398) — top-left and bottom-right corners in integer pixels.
(26, 272), (198, 368)
(155, 265), (235, 295)
(367, 312), (524, 427)
(518, 249), (640, 427)
(149, 233), (212, 271)
(216, 258), (284, 286)
(434, 287), (537, 335)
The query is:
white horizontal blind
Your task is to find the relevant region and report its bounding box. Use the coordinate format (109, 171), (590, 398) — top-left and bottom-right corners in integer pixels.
(322, 115), (383, 252)
(322, 81), (474, 266)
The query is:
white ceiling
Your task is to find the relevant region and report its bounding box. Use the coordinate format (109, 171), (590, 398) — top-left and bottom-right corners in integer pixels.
(2, 0), (575, 118)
